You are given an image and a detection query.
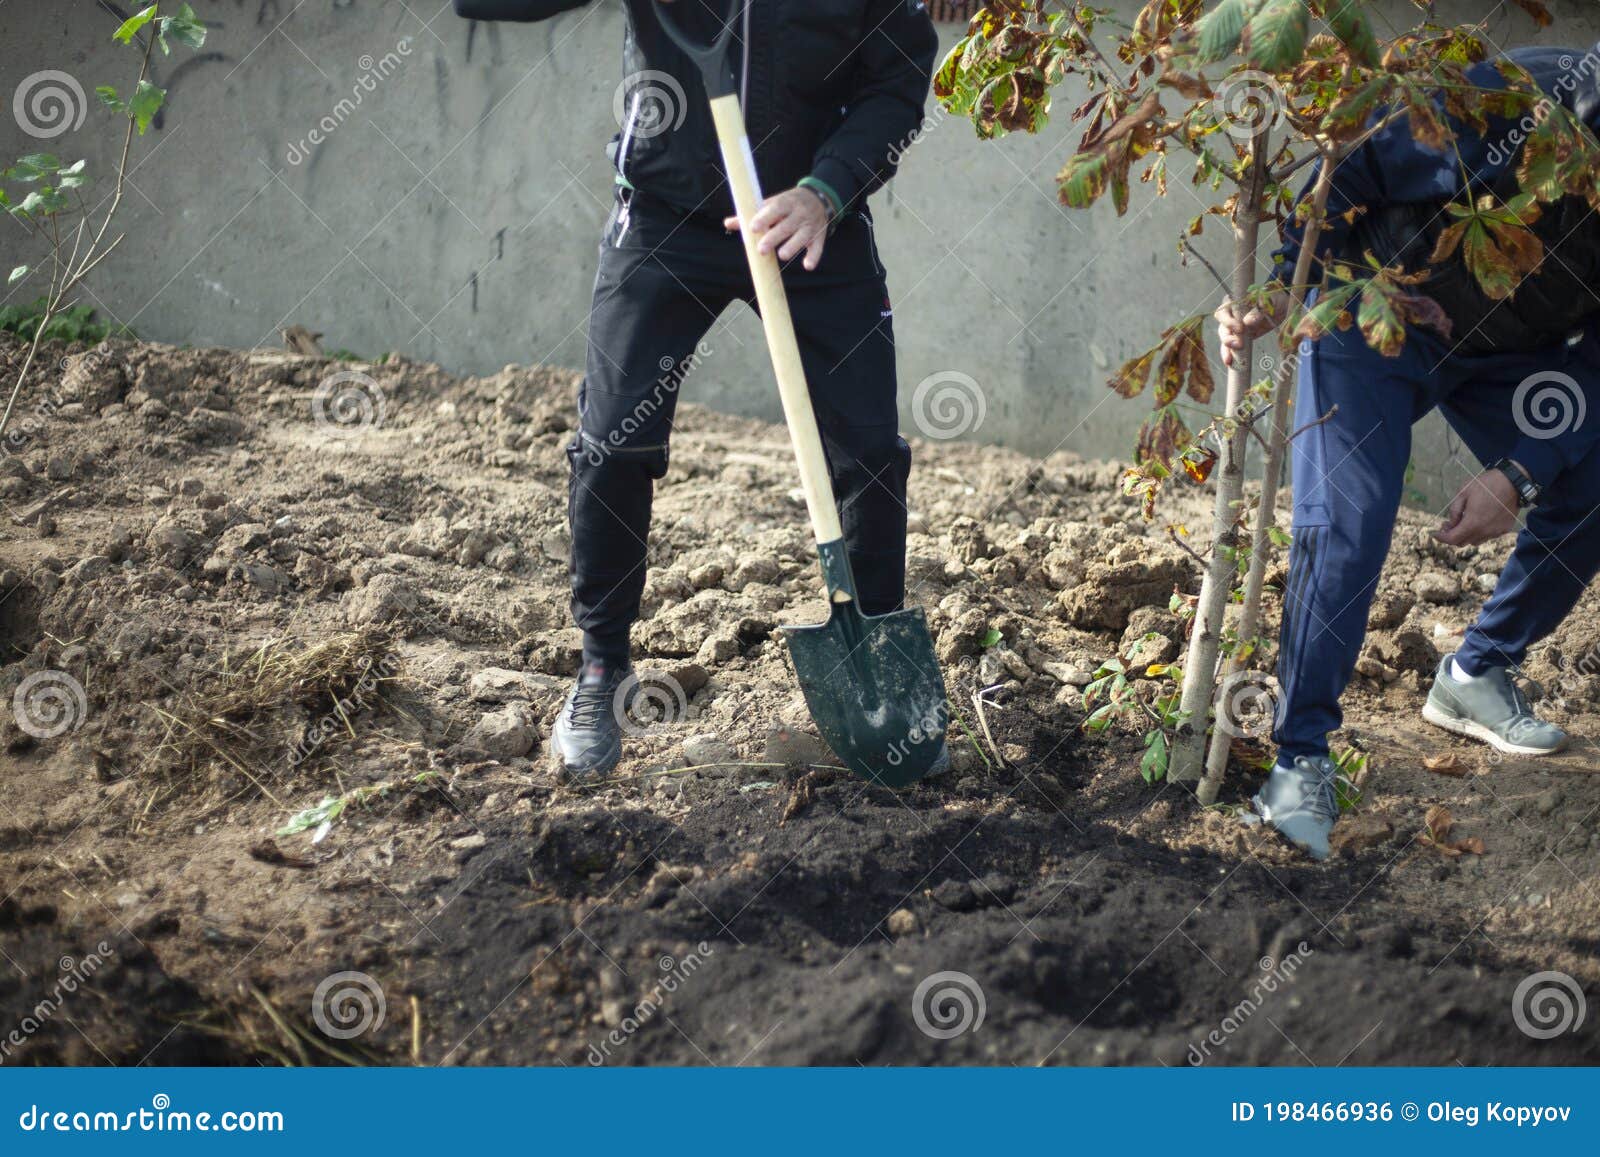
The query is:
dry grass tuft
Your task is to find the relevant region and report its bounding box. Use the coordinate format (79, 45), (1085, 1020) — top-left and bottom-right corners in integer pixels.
(149, 628), (402, 803)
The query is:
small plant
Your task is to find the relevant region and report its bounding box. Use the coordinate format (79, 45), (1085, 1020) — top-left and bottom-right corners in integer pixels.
(1331, 745), (1366, 814)
(0, 4), (205, 446)
(0, 298), (132, 345)
(1081, 639), (1188, 784)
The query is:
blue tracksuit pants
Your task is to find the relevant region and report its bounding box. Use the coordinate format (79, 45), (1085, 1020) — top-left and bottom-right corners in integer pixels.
(1274, 319), (1600, 761)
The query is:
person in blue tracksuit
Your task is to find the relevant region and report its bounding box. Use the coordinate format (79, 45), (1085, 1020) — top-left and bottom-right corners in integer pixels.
(1217, 45), (1600, 859)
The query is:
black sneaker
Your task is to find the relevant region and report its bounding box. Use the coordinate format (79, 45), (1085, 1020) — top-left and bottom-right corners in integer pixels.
(551, 660), (631, 779)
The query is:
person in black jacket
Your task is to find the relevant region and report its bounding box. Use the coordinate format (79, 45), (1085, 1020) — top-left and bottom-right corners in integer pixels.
(1216, 45), (1600, 860)
(452, 1), (938, 776)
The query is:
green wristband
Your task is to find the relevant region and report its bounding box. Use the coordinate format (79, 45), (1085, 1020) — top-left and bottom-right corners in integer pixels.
(798, 175), (844, 222)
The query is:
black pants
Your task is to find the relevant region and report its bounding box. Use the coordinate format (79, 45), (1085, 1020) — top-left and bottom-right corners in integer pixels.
(568, 189), (911, 664)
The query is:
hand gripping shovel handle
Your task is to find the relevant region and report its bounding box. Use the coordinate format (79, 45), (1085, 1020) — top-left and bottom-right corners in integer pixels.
(653, 1), (849, 573)
(709, 99), (848, 553)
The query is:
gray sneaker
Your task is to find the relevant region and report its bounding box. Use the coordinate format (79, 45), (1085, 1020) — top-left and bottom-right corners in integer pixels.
(1422, 655), (1567, 756)
(1254, 756), (1339, 861)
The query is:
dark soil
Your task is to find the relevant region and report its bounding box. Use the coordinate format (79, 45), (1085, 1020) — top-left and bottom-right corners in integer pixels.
(2, 334), (1598, 1067)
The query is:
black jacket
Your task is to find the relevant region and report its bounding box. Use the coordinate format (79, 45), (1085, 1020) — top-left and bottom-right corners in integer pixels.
(453, 1), (937, 218)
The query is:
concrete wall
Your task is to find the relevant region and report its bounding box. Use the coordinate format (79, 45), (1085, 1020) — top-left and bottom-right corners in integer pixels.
(3, 0), (1597, 503)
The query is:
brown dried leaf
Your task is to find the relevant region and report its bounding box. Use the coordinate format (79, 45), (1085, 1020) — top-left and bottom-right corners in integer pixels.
(1423, 753), (1466, 777)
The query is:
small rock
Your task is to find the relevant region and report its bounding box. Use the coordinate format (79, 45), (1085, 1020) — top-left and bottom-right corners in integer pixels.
(931, 879), (977, 912)
(1042, 661), (1095, 687)
(1413, 571), (1461, 604)
(65, 555), (109, 584)
(238, 562), (286, 595)
(696, 632), (739, 666)
(729, 555), (781, 589)
(1330, 815), (1396, 855)
(1367, 590), (1414, 629)
(1372, 627), (1439, 675)
(345, 574), (420, 625)
(1475, 572), (1499, 594)
(218, 522), (270, 554)
(470, 667), (529, 703)
(540, 530), (570, 563)
(763, 722), (832, 769)
(1536, 787), (1563, 817)
(665, 662), (710, 698)
(681, 733), (739, 767)
(886, 908), (918, 937)
(688, 562), (725, 590)
(449, 832), (488, 861)
(458, 529), (496, 567)
(145, 516), (197, 564)
(462, 702), (539, 759)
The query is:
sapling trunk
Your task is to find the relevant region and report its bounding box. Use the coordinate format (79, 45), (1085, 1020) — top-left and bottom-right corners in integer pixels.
(1168, 126), (1272, 785)
(0, 22), (154, 448)
(1196, 149), (1340, 804)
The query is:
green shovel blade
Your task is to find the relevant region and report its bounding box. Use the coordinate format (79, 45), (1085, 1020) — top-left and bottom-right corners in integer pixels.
(782, 544), (949, 788)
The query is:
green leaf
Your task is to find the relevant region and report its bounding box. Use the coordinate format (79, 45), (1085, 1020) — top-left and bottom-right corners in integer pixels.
(128, 80), (166, 135)
(1057, 149), (1110, 209)
(10, 154), (63, 181)
(56, 159), (88, 190)
(1267, 525), (1292, 548)
(1140, 730), (1169, 783)
(112, 4), (158, 44)
(277, 795), (346, 836)
(1197, 0), (1255, 64)
(164, 3), (208, 50)
(8, 265), (27, 286)
(17, 187), (68, 217)
(1245, 0), (1309, 72)
(96, 85), (125, 112)
(979, 628), (1003, 649)
(1325, 0), (1381, 69)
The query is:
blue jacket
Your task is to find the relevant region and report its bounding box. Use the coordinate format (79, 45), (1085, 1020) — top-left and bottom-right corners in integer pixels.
(1277, 45), (1600, 487)
(1277, 47), (1600, 277)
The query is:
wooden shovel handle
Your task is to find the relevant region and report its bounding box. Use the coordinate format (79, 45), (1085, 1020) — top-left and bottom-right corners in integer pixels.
(709, 93), (844, 547)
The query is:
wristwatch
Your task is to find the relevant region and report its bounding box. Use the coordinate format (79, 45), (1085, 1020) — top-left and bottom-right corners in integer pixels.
(1493, 458), (1541, 508)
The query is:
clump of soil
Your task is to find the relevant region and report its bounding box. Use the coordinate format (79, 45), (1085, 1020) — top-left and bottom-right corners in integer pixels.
(1, 333), (1597, 1067)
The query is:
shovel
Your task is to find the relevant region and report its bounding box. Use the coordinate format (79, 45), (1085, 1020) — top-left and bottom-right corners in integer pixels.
(652, 0), (949, 788)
